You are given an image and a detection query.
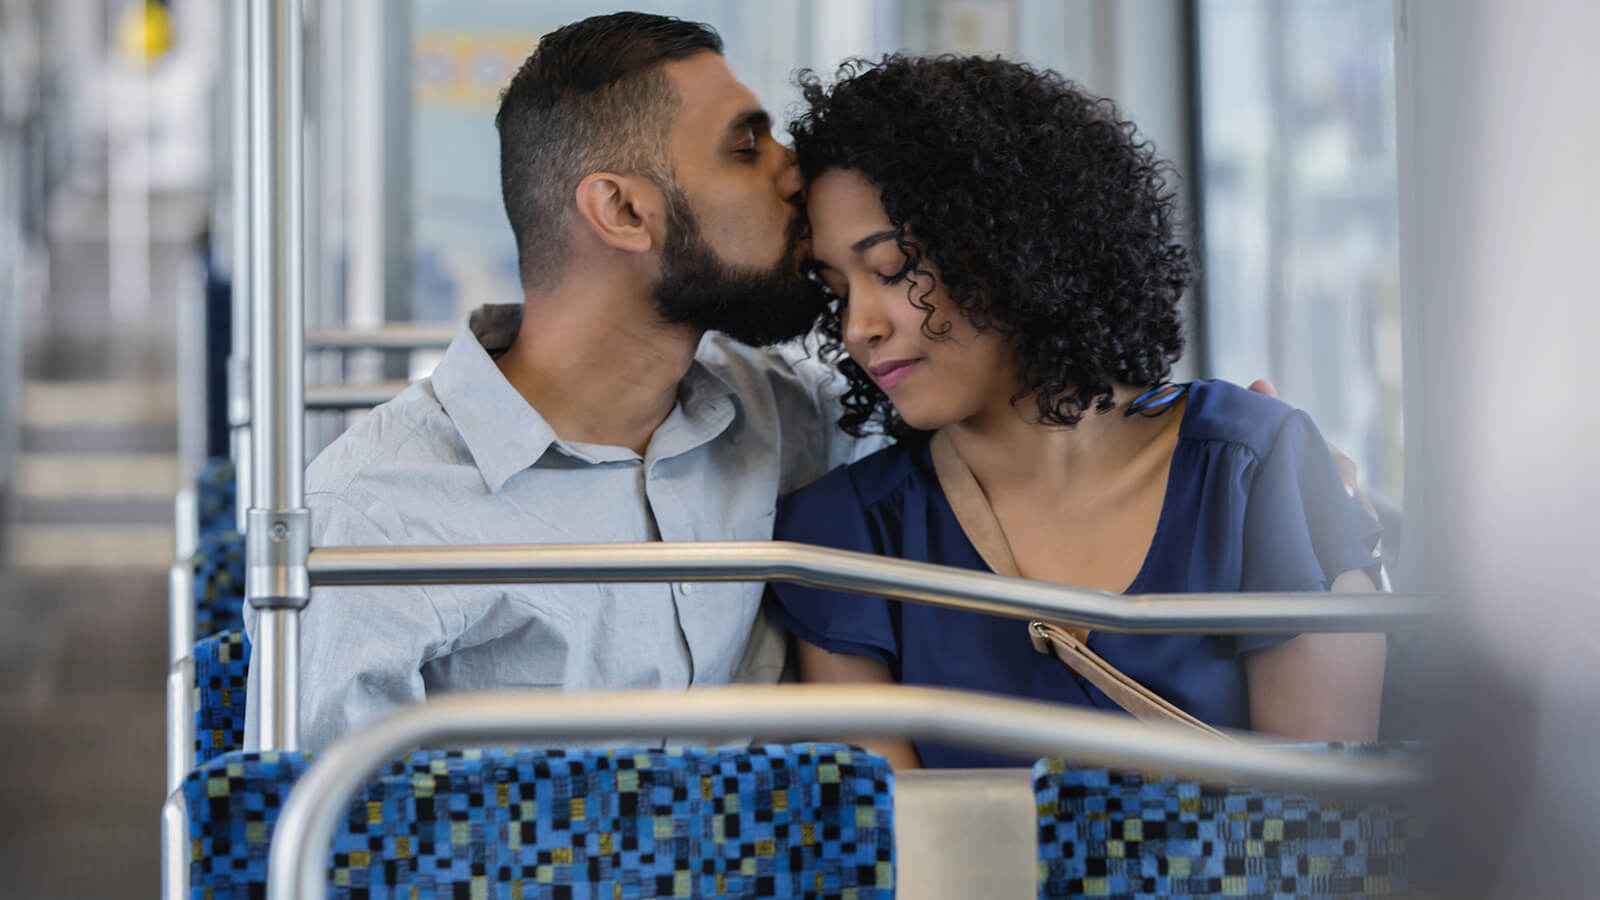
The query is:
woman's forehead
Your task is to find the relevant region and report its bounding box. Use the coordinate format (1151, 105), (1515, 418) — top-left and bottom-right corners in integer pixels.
(806, 170), (892, 249)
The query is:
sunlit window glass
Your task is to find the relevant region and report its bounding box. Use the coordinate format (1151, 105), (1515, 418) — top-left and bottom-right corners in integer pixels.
(1196, 0), (1402, 502)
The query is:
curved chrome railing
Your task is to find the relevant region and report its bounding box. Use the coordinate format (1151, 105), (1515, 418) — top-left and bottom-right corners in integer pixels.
(265, 685), (1424, 900)
(303, 381), (412, 410)
(304, 323), (454, 351)
(309, 541), (1429, 633)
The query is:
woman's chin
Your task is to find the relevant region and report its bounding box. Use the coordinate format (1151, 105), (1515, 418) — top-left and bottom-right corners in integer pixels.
(891, 406), (953, 433)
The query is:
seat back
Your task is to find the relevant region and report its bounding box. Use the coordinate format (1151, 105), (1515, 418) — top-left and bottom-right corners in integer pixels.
(1033, 746), (1420, 899)
(186, 744), (894, 899)
(193, 630), (250, 768)
(193, 530), (245, 638)
(197, 456), (237, 540)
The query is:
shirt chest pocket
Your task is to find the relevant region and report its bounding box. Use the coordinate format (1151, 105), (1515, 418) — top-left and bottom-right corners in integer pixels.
(731, 506), (777, 542)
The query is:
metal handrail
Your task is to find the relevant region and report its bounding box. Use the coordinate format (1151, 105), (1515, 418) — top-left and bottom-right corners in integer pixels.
(168, 558), (195, 666)
(304, 381), (411, 409)
(165, 657), (195, 794)
(305, 323), (454, 351)
(161, 790), (189, 900)
(165, 559), (196, 794)
(265, 685), (1425, 900)
(307, 541), (1429, 633)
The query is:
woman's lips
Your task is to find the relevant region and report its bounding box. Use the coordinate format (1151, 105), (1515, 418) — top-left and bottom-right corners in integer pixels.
(870, 358), (920, 389)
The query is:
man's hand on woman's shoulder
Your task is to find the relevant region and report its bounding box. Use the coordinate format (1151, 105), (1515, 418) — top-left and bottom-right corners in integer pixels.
(1246, 378), (1376, 520)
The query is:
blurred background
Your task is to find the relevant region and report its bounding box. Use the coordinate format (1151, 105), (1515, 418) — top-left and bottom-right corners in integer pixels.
(0, 1), (1406, 896)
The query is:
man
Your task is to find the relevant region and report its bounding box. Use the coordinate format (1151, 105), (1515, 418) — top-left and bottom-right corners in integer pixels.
(246, 13), (867, 750)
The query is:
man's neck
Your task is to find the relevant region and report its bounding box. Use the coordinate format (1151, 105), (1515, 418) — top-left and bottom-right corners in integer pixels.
(495, 280), (701, 457)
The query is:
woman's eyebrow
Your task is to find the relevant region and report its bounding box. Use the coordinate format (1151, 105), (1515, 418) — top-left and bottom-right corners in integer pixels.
(851, 230), (897, 254)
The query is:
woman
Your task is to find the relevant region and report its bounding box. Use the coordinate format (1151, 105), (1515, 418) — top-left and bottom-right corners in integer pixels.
(767, 55), (1386, 769)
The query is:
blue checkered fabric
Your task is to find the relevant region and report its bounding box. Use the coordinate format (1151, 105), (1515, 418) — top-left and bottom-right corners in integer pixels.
(186, 744), (895, 899)
(197, 456), (237, 540)
(1034, 745), (1419, 899)
(193, 530), (245, 638)
(193, 630), (251, 768)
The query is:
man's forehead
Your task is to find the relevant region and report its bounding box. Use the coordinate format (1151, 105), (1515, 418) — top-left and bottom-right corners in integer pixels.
(663, 52), (763, 130)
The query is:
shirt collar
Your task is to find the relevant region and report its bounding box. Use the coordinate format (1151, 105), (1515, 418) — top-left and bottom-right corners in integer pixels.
(430, 304), (743, 493)
(431, 304), (560, 493)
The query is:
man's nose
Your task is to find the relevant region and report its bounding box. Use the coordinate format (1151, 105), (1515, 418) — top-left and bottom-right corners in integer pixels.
(776, 145), (803, 202)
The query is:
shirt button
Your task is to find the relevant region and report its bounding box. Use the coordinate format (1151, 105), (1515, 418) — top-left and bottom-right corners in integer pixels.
(677, 582), (694, 594)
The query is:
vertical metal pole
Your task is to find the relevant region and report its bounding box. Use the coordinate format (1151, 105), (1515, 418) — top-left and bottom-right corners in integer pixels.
(165, 656), (195, 792)
(247, 0), (309, 752)
(161, 791), (191, 900)
(230, 0), (253, 532)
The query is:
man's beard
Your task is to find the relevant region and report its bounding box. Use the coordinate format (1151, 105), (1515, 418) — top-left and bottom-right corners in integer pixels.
(652, 186), (826, 348)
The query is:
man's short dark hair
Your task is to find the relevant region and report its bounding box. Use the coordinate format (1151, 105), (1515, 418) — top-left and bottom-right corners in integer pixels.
(496, 13), (723, 289)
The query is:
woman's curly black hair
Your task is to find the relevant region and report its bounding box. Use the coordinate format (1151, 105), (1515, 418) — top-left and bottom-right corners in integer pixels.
(790, 54), (1193, 439)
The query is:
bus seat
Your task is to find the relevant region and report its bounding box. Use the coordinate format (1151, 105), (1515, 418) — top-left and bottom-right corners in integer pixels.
(184, 744), (895, 899)
(193, 530), (245, 637)
(1033, 746), (1420, 899)
(193, 630), (250, 768)
(197, 456), (236, 540)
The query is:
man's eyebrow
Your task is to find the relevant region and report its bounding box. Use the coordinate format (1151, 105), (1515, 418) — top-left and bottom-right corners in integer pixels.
(726, 108), (772, 135)
(851, 230), (898, 254)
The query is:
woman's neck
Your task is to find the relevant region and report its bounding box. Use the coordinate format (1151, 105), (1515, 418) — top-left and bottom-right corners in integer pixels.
(940, 385), (1184, 499)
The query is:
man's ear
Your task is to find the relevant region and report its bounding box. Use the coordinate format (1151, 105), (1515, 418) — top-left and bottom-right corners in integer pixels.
(573, 172), (664, 255)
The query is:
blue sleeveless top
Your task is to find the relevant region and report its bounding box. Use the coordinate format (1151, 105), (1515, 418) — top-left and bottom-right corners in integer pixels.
(765, 380), (1383, 768)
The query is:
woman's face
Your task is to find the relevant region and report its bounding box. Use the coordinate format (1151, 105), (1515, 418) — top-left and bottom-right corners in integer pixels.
(806, 168), (1021, 431)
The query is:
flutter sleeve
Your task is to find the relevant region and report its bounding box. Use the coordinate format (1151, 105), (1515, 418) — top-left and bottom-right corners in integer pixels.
(1235, 410), (1385, 654)
(764, 465), (901, 670)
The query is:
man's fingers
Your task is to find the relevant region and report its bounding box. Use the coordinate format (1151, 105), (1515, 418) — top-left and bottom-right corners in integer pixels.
(1326, 441), (1379, 520)
(1247, 379), (1278, 398)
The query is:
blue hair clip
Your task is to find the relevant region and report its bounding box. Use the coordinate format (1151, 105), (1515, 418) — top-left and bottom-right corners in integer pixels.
(1125, 383), (1189, 417)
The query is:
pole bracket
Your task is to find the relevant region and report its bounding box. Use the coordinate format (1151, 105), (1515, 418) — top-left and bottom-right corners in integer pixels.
(246, 507), (311, 610)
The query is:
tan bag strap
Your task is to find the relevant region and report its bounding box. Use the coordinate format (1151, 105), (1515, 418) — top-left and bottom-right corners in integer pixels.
(928, 430), (1230, 739)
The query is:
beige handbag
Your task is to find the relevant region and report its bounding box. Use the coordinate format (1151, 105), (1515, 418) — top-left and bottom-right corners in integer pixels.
(928, 430), (1230, 739)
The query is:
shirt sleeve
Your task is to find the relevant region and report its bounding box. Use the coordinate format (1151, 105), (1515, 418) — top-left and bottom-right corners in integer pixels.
(764, 466), (901, 671)
(243, 490), (449, 752)
(1235, 410), (1384, 655)
(771, 340), (891, 473)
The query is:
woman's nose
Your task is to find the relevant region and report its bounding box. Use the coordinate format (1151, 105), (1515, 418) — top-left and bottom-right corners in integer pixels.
(842, 288), (890, 349)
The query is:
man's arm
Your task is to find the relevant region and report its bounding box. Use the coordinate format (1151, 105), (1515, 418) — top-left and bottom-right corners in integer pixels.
(243, 493), (449, 751)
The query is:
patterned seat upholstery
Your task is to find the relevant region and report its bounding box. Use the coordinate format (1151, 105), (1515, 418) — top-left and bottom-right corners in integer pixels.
(1033, 746), (1420, 899)
(197, 456), (237, 540)
(193, 630), (251, 768)
(186, 744), (895, 899)
(193, 530), (245, 638)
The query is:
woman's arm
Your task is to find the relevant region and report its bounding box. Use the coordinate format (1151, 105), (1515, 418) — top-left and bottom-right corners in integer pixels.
(794, 638), (925, 769)
(1244, 569), (1388, 741)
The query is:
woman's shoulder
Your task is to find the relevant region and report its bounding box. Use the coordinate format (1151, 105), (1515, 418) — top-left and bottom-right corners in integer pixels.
(1179, 379), (1306, 459)
(776, 437), (928, 533)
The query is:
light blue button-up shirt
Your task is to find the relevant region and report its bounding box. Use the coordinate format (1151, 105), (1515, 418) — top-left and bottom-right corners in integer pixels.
(244, 304), (875, 750)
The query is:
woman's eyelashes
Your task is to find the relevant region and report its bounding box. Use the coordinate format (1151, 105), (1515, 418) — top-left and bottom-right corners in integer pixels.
(815, 267), (907, 302)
